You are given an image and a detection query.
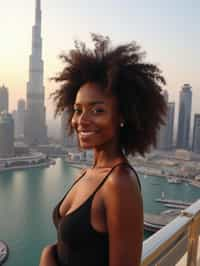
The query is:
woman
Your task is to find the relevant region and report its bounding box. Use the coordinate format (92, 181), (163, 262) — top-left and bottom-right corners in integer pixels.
(39, 34), (167, 266)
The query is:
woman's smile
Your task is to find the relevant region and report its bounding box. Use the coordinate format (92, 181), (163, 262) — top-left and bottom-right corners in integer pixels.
(79, 131), (98, 138)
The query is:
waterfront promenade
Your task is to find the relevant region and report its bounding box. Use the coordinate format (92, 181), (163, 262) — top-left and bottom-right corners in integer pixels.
(0, 152), (55, 173)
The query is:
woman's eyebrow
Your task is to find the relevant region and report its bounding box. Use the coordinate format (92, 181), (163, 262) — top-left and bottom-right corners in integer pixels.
(74, 101), (105, 106)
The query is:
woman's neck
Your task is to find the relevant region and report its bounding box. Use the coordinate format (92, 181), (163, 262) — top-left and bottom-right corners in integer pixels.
(92, 147), (126, 169)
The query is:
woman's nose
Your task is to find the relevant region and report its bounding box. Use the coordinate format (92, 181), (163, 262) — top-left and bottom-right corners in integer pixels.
(79, 110), (91, 124)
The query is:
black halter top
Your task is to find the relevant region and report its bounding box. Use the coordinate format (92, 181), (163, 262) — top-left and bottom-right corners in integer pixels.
(52, 163), (141, 266)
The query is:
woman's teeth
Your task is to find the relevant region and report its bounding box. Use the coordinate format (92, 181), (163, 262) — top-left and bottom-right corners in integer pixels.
(79, 131), (96, 137)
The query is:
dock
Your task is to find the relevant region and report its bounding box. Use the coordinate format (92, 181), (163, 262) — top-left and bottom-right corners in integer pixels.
(155, 198), (192, 206)
(0, 240), (9, 265)
(164, 203), (187, 210)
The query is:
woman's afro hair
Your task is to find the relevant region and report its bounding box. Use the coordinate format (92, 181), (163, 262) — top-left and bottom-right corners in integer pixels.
(51, 33), (167, 156)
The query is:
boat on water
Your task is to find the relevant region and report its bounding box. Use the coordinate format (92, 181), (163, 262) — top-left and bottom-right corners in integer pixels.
(0, 240), (9, 265)
(167, 177), (182, 184)
(161, 191), (165, 199)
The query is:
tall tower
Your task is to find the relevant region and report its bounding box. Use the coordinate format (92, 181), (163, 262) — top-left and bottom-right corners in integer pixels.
(60, 110), (77, 147)
(192, 114), (200, 153)
(176, 84), (192, 149)
(24, 0), (47, 145)
(157, 91), (175, 150)
(0, 85), (8, 113)
(16, 99), (26, 138)
(156, 90), (168, 150)
(0, 112), (14, 158)
(166, 102), (175, 148)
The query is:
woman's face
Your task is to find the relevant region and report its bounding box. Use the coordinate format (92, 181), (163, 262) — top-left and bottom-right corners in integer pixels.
(71, 82), (121, 150)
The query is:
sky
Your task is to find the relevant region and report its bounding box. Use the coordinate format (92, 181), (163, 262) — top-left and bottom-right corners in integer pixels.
(0, 0), (200, 131)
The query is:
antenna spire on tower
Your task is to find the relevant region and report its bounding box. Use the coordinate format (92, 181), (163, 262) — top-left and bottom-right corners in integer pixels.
(35, 0), (41, 27)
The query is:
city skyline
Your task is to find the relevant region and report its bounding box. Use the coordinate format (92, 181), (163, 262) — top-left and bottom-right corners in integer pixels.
(1, 0), (200, 124)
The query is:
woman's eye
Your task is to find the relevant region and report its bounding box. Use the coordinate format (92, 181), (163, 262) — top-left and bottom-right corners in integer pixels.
(73, 108), (81, 114)
(92, 108), (104, 114)
(73, 107), (104, 115)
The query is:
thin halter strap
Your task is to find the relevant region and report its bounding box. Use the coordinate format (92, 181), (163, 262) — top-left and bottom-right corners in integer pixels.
(59, 169), (87, 204)
(90, 162), (141, 198)
(124, 164), (141, 191)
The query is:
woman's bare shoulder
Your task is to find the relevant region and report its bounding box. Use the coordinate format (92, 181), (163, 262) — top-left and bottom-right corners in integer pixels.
(104, 164), (141, 194)
(103, 163), (143, 235)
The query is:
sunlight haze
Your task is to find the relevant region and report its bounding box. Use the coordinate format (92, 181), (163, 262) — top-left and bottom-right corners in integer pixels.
(1, 0), (200, 127)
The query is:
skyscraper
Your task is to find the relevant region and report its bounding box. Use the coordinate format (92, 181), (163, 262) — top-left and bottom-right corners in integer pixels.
(12, 110), (17, 138)
(157, 90), (168, 150)
(166, 102), (175, 148)
(60, 110), (77, 147)
(176, 84), (192, 149)
(156, 91), (175, 150)
(0, 112), (14, 158)
(192, 114), (200, 153)
(24, 0), (47, 145)
(0, 85), (8, 113)
(15, 99), (26, 138)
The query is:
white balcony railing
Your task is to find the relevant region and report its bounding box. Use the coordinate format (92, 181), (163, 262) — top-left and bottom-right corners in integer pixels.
(141, 199), (200, 266)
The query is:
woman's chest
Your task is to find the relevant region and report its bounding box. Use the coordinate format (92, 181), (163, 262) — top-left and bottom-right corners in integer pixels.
(59, 170), (109, 233)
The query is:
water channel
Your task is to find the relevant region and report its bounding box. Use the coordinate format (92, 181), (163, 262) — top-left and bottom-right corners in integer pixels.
(0, 159), (199, 266)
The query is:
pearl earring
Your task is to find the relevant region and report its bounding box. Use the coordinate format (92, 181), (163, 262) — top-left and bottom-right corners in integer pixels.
(120, 122), (124, 128)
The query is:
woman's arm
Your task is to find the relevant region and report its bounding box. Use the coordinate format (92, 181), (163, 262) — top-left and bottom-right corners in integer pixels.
(104, 167), (144, 266)
(39, 244), (59, 266)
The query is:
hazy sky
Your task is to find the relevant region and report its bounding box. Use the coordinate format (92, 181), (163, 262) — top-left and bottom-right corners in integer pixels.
(0, 0), (200, 125)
